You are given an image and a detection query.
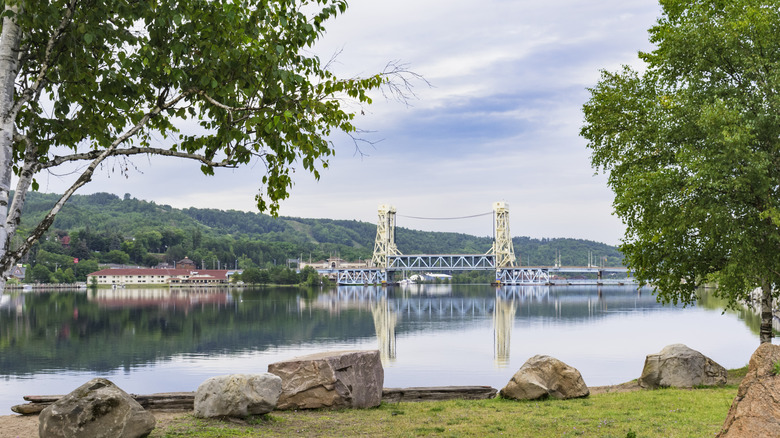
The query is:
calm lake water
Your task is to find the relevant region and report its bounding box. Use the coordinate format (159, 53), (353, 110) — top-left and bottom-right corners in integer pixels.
(0, 284), (763, 414)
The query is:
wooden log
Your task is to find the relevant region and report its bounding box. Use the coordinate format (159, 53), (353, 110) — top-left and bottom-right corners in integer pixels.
(23, 395), (62, 403)
(382, 386), (498, 403)
(14, 386), (498, 414)
(132, 392), (195, 409)
(11, 402), (51, 415)
(13, 392), (196, 415)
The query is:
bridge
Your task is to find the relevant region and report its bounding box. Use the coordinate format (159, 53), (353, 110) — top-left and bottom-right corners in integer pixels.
(337, 203), (634, 286)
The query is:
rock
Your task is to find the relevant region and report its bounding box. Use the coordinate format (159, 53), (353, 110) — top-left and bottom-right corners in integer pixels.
(268, 350), (383, 409)
(638, 344), (727, 389)
(499, 355), (589, 400)
(38, 378), (155, 438)
(193, 373), (282, 418)
(718, 343), (780, 437)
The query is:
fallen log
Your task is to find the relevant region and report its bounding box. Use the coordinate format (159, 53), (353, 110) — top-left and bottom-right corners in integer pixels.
(13, 392), (196, 415)
(382, 386), (497, 403)
(13, 386), (499, 415)
(23, 395), (61, 403)
(11, 402), (51, 415)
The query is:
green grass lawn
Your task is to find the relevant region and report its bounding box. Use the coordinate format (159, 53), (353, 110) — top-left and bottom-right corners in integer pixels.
(153, 385), (738, 437)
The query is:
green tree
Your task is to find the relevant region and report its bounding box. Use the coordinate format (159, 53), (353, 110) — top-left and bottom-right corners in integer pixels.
(29, 264), (53, 283)
(581, 0), (780, 343)
(101, 250), (130, 265)
(121, 240), (147, 264)
(240, 267), (266, 285)
(0, 0), (413, 292)
(53, 267), (76, 284)
(135, 230), (163, 253)
(74, 259), (99, 282)
(300, 265), (321, 286)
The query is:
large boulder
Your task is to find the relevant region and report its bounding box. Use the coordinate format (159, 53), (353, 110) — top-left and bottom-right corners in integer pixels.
(718, 343), (780, 437)
(638, 344), (727, 389)
(193, 373), (282, 418)
(499, 355), (589, 400)
(268, 350), (383, 409)
(39, 378), (155, 438)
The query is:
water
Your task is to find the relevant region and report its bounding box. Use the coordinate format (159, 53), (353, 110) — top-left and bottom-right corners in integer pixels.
(0, 284), (761, 414)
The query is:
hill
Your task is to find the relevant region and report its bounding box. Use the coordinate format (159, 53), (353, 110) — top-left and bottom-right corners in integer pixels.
(13, 192), (623, 282)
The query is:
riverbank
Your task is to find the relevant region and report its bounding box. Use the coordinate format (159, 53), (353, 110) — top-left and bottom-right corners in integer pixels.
(0, 369), (746, 438)
(0, 386), (738, 438)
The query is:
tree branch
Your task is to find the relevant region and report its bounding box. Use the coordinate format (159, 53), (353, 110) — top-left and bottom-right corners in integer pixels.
(40, 146), (242, 170)
(379, 60), (431, 107)
(196, 90), (269, 113)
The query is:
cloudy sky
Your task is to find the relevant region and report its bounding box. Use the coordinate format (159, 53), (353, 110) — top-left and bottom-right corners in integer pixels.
(38, 1), (662, 245)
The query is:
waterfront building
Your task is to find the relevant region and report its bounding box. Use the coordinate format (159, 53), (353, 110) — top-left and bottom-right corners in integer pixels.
(87, 268), (239, 286)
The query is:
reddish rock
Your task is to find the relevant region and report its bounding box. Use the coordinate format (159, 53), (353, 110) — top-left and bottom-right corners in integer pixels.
(719, 343), (780, 437)
(268, 350), (383, 410)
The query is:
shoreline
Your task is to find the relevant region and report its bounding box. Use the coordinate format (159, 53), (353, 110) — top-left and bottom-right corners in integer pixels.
(0, 378), (731, 438)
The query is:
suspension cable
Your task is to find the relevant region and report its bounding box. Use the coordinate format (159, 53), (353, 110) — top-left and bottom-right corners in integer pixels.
(396, 211), (494, 221)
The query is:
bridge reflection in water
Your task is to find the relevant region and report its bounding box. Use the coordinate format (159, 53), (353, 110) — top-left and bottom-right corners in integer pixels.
(304, 285), (568, 367)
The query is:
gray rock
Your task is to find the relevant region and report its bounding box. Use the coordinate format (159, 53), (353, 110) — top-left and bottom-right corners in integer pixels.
(638, 344), (727, 389)
(718, 343), (780, 437)
(193, 373), (282, 418)
(39, 378), (155, 438)
(268, 350), (383, 409)
(499, 355), (589, 400)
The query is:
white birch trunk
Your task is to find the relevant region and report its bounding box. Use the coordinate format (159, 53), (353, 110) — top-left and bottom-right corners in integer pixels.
(0, 5), (22, 292)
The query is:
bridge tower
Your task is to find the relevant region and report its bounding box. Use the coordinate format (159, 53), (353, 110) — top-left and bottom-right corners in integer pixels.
(491, 201), (516, 268)
(371, 204), (401, 268)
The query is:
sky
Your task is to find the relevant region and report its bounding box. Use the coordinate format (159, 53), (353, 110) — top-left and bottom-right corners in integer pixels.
(37, 0), (662, 246)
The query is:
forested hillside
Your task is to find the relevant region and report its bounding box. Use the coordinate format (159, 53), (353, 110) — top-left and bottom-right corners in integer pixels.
(14, 192), (622, 283)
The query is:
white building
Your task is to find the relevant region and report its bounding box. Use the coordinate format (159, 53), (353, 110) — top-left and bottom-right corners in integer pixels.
(87, 268), (239, 286)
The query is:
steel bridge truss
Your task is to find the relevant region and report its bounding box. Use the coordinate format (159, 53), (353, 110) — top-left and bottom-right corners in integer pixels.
(496, 268), (551, 285)
(388, 254), (496, 271)
(337, 269), (388, 285)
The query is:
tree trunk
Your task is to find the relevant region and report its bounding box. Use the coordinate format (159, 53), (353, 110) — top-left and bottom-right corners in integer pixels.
(760, 281), (773, 344)
(0, 5), (22, 294)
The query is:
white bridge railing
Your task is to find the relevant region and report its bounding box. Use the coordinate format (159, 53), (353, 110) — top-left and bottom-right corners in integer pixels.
(337, 269), (388, 285)
(496, 268), (551, 285)
(387, 254), (495, 271)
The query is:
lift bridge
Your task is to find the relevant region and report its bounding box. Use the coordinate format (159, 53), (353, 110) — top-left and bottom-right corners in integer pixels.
(337, 202), (632, 286)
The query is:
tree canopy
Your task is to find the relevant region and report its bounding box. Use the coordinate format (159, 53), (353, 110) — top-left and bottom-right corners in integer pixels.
(0, 0), (410, 286)
(581, 0), (780, 343)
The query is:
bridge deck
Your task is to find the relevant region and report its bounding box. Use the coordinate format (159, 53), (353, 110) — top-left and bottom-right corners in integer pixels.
(388, 254), (495, 271)
(336, 256), (632, 285)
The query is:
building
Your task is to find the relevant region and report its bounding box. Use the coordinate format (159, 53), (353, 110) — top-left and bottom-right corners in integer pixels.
(299, 257), (371, 280)
(87, 268), (240, 287)
(176, 257), (197, 269)
(300, 257), (370, 271)
(6, 264), (26, 281)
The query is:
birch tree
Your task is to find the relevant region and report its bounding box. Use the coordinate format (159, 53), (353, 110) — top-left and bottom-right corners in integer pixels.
(0, 0), (407, 290)
(582, 0), (780, 344)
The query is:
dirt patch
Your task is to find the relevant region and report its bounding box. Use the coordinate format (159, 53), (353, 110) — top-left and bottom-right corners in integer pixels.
(0, 413), (38, 438)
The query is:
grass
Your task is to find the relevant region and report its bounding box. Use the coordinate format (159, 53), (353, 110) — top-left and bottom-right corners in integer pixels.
(151, 385), (738, 437)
